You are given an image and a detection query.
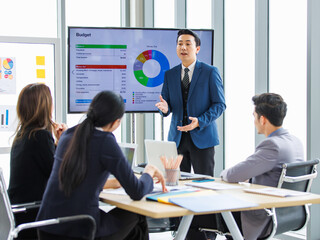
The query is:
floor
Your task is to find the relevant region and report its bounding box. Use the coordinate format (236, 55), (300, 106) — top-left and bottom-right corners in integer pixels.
(99, 203), (305, 240)
(149, 231), (235, 240)
(149, 229), (306, 240)
(150, 232), (175, 240)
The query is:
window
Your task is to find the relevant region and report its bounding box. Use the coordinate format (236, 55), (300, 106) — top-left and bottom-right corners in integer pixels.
(154, 0), (175, 140)
(66, 0), (120, 27)
(154, 0), (175, 28)
(187, 0), (212, 29)
(269, 0), (307, 156)
(224, 0), (255, 168)
(65, 0), (122, 140)
(0, 0), (57, 38)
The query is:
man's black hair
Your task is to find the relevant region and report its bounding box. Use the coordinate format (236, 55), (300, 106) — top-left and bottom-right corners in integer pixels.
(177, 29), (201, 47)
(252, 93), (287, 127)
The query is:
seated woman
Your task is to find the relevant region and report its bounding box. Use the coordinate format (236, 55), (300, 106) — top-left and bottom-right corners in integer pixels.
(8, 83), (67, 239)
(36, 90), (167, 240)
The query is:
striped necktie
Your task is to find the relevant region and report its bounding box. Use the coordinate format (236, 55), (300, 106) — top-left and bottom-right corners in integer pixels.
(182, 68), (190, 88)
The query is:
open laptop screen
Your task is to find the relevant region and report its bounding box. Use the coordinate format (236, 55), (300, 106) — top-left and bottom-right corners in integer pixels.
(144, 139), (210, 180)
(118, 143), (137, 168)
(144, 139), (177, 173)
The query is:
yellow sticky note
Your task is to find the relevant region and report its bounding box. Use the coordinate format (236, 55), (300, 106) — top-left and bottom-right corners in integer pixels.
(37, 69), (46, 78)
(36, 56), (45, 65)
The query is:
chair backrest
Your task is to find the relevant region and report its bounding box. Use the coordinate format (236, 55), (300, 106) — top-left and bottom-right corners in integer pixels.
(0, 167), (97, 240)
(265, 159), (319, 239)
(0, 167), (15, 240)
(278, 159), (319, 191)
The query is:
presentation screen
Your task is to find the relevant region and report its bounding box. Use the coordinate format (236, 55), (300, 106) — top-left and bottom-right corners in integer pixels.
(68, 27), (214, 113)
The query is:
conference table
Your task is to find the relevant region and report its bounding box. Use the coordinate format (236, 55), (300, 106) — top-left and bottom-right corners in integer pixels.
(99, 178), (320, 240)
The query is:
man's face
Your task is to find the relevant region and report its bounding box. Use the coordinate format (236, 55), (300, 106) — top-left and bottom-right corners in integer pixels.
(253, 110), (263, 134)
(176, 34), (200, 66)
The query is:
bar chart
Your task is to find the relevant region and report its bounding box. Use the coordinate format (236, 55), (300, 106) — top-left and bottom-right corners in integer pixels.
(0, 106), (15, 131)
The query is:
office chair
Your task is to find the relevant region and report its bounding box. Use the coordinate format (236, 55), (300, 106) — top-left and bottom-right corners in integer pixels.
(0, 168), (96, 240)
(198, 159), (320, 239)
(10, 200), (42, 239)
(262, 158), (319, 240)
(147, 216), (179, 233)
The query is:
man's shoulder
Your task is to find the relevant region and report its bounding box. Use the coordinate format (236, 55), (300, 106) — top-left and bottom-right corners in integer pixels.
(167, 64), (181, 73)
(256, 136), (280, 151)
(258, 130), (301, 149)
(196, 61), (217, 70)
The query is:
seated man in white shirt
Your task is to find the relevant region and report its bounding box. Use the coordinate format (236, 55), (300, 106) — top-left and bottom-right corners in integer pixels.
(187, 93), (305, 240)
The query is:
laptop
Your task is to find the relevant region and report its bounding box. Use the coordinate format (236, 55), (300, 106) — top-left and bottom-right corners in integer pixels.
(144, 139), (210, 180)
(118, 142), (137, 167)
(118, 142), (145, 174)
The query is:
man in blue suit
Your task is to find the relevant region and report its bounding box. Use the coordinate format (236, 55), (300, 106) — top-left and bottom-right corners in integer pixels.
(156, 29), (226, 176)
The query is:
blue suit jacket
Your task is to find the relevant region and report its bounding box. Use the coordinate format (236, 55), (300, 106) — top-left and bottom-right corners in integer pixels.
(161, 60), (226, 149)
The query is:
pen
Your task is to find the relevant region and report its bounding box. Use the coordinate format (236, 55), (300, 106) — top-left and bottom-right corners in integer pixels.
(192, 179), (215, 182)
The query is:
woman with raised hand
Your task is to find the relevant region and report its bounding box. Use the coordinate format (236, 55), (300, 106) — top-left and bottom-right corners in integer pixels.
(8, 83), (67, 239)
(37, 90), (166, 240)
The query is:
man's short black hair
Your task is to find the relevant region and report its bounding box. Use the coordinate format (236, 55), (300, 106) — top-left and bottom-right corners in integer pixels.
(252, 93), (287, 127)
(177, 29), (201, 47)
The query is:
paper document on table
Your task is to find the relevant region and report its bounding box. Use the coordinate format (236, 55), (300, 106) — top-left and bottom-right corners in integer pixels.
(102, 184), (187, 196)
(169, 193), (258, 212)
(244, 187), (310, 197)
(103, 188), (127, 195)
(152, 183), (191, 193)
(99, 201), (116, 213)
(185, 181), (243, 190)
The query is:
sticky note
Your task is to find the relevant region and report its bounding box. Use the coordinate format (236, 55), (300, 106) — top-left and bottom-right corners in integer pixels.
(37, 69), (46, 78)
(36, 56), (45, 65)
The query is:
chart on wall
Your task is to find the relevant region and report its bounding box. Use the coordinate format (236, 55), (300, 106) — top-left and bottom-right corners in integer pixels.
(0, 105), (15, 131)
(0, 41), (55, 137)
(68, 28), (214, 112)
(0, 57), (16, 94)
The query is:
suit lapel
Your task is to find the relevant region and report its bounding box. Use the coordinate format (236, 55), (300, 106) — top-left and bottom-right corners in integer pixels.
(188, 61), (201, 100)
(173, 65), (183, 105)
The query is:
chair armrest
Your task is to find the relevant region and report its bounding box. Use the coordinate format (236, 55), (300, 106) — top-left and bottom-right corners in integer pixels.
(283, 172), (318, 183)
(11, 201), (42, 213)
(11, 201), (42, 209)
(10, 214), (96, 240)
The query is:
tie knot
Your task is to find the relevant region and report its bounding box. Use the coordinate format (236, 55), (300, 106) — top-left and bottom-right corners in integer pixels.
(184, 68), (189, 73)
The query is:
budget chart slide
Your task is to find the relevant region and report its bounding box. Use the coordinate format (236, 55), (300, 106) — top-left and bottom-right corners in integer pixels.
(68, 28), (213, 113)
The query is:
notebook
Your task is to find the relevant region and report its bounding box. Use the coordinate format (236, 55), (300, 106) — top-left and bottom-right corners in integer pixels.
(147, 189), (215, 204)
(144, 139), (210, 180)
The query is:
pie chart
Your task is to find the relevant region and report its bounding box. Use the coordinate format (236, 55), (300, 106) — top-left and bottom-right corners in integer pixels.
(3, 58), (14, 70)
(133, 50), (170, 87)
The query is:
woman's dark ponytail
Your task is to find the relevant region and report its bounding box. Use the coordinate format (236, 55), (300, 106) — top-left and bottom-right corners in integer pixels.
(59, 91), (124, 197)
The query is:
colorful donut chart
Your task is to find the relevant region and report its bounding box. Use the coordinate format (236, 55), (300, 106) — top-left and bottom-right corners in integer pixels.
(133, 50), (170, 87)
(3, 58), (14, 70)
